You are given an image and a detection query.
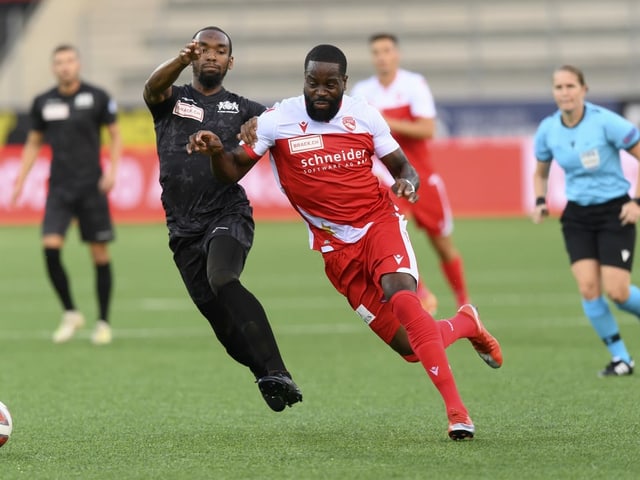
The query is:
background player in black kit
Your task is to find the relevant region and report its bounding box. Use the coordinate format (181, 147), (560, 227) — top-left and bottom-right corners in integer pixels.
(11, 44), (121, 346)
(143, 26), (302, 412)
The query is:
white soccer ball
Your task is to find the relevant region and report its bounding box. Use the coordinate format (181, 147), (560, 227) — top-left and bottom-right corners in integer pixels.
(0, 401), (12, 447)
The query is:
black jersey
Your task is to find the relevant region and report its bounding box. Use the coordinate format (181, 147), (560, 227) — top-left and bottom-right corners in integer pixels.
(29, 82), (117, 191)
(146, 84), (266, 236)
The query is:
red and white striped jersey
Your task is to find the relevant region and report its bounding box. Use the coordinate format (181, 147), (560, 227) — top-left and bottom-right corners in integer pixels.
(242, 94), (401, 252)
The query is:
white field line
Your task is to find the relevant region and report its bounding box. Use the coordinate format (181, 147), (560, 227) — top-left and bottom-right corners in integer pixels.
(0, 291), (579, 314)
(1, 322), (364, 341)
(1, 292), (595, 342)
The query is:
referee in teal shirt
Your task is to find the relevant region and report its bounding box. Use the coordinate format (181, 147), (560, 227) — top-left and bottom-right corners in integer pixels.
(533, 65), (640, 377)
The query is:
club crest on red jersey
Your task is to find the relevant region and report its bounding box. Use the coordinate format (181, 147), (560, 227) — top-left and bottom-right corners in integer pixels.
(342, 116), (356, 131)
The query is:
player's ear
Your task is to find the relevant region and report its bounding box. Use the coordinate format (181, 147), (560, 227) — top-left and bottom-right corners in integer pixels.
(228, 55), (234, 71)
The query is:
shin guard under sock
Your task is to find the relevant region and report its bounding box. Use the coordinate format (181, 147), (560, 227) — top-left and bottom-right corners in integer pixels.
(582, 296), (631, 363)
(96, 263), (112, 322)
(390, 290), (466, 414)
(44, 248), (74, 311)
(437, 312), (478, 348)
(217, 280), (287, 375)
(197, 299), (264, 378)
(615, 284), (640, 319)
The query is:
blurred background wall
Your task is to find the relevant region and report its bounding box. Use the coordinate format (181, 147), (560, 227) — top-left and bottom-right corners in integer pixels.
(3, 0), (640, 141)
(2, 0), (640, 221)
(3, 0), (640, 138)
(3, 0), (640, 107)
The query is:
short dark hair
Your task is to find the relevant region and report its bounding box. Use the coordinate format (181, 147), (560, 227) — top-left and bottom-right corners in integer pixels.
(304, 44), (347, 75)
(192, 26), (233, 55)
(368, 33), (398, 45)
(52, 44), (78, 57)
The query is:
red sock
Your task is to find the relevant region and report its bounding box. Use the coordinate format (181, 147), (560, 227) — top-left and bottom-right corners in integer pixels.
(441, 256), (469, 307)
(390, 290), (467, 414)
(437, 312), (478, 348)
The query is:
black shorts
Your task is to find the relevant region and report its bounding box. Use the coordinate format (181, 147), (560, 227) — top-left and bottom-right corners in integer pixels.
(43, 186), (114, 242)
(561, 195), (636, 270)
(169, 212), (254, 305)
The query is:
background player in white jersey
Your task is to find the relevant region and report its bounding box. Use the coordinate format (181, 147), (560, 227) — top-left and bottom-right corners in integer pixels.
(187, 44), (503, 440)
(11, 44), (120, 345)
(144, 26), (301, 411)
(533, 65), (640, 377)
(351, 33), (470, 311)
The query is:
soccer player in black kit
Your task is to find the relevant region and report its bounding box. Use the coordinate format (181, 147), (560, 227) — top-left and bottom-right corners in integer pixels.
(11, 44), (120, 346)
(143, 26), (302, 412)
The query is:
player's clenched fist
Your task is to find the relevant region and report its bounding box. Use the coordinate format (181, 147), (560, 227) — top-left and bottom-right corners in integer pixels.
(186, 130), (223, 155)
(179, 41), (201, 65)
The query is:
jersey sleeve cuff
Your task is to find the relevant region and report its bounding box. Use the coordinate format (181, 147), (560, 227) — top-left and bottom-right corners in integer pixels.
(241, 143), (262, 161)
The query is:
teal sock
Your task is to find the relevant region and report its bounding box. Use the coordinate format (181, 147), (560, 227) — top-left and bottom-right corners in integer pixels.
(581, 296), (631, 363)
(615, 284), (640, 319)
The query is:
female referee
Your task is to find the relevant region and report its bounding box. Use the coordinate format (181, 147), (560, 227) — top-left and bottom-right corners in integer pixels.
(532, 64), (640, 377)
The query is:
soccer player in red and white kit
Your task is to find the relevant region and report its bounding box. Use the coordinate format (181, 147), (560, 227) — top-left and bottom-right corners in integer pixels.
(187, 44), (502, 440)
(351, 33), (470, 309)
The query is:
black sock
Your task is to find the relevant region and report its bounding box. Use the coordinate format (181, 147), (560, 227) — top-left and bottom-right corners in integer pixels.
(196, 299), (265, 378)
(217, 280), (287, 376)
(96, 263), (112, 322)
(44, 248), (74, 311)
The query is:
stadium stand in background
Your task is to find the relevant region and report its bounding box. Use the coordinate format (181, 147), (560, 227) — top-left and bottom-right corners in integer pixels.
(1, 0), (640, 109)
(0, 0), (39, 64)
(2, 0), (640, 222)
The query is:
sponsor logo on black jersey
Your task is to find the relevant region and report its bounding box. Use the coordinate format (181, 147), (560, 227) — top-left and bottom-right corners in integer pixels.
(217, 101), (240, 114)
(173, 100), (204, 122)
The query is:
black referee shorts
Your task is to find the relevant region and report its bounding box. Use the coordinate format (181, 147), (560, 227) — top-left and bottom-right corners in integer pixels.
(561, 195), (636, 270)
(43, 186), (114, 243)
(169, 212), (255, 305)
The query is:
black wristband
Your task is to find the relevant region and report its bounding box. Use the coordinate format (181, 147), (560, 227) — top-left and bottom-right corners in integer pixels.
(535, 196), (546, 206)
(633, 198), (640, 206)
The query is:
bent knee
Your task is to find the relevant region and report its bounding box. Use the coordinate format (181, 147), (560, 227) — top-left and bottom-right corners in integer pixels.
(388, 327), (415, 360)
(207, 269), (239, 294)
(401, 352), (420, 363)
(606, 288), (630, 305)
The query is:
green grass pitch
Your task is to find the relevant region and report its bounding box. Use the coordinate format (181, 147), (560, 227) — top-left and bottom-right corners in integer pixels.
(1, 218), (639, 479)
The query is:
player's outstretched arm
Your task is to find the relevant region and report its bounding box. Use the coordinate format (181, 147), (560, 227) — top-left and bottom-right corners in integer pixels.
(143, 40), (200, 105)
(380, 148), (420, 204)
(186, 130), (257, 183)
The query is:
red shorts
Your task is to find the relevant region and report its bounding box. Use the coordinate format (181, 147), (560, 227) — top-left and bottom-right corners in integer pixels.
(322, 214), (419, 344)
(394, 172), (453, 237)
